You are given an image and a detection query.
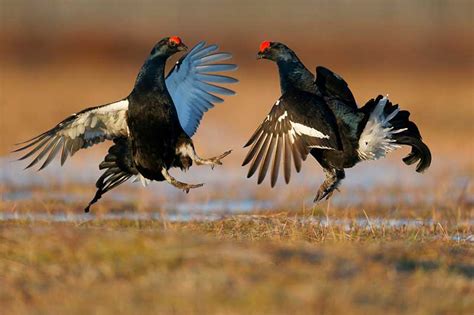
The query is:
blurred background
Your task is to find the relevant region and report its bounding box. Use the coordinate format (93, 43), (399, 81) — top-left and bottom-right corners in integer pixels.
(1, 0), (473, 213)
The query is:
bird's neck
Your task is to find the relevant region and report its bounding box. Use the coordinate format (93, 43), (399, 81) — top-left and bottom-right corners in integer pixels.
(134, 56), (169, 93)
(277, 59), (315, 94)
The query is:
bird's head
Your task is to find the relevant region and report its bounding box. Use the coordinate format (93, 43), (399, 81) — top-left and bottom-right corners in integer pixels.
(149, 36), (188, 59)
(257, 41), (297, 62)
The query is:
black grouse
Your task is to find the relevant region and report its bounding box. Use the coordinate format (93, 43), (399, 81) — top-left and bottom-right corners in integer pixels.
(15, 37), (238, 212)
(242, 41), (431, 202)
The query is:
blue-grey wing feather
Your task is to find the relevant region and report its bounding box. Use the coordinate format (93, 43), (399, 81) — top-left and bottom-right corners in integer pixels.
(165, 42), (238, 137)
(196, 64), (238, 72)
(198, 53), (233, 64)
(195, 73), (238, 84)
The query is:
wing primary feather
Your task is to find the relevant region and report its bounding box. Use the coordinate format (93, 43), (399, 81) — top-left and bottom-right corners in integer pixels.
(247, 133), (270, 178)
(197, 53), (233, 65)
(13, 133), (49, 152)
(192, 44), (218, 59)
(283, 134), (292, 184)
(242, 128), (265, 166)
(196, 73), (239, 84)
(199, 82), (235, 95)
(295, 137), (309, 163)
(292, 138), (303, 172)
(64, 139), (74, 160)
(70, 138), (83, 156)
(244, 125), (263, 148)
(25, 137), (59, 169)
(188, 101), (208, 116)
(271, 135), (282, 187)
(258, 134), (276, 184)
(39, 137), (64, 170)
(14, 131), (49, 146)
(196, 64), (238, 72)
(194, 88), (225, 103)
(60, 139), (69, 166)
(198, 53), (232, 65)
(17, 136), (52, 160)
(187, 41), (206, 55)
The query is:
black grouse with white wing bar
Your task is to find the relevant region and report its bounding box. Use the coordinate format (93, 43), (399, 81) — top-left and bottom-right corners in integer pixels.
(243, 41), (431, 202)
(15, 37), (238, 211)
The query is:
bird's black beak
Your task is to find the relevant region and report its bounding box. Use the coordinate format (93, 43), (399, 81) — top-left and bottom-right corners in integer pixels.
(257, 51), (264, 60)
(178, 43), (188, 52)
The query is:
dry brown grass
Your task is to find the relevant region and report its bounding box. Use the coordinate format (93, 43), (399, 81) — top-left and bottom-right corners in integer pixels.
(0, 217), (473, 315)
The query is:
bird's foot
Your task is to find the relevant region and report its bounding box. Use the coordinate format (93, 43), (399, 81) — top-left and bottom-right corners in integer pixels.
(195, 150), (232, 169)
(313, 169), (345, 203)
(175, 181), (204, 194)
(314, 182), (337, 203)
(161, 167), (204, 193)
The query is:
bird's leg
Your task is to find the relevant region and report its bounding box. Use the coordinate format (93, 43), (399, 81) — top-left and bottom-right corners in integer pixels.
(314, 169), (345, 203)
(161, 167), (204, 193)
(193, 149), (232, 169)
(177, 143), (232, 170)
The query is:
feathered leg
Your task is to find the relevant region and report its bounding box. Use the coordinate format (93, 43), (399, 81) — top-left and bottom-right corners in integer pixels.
(314, 168), (345, 203)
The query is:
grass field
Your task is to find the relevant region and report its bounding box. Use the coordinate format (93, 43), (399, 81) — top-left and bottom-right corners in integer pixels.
(1, 166), (473, 314)
(1, 215), (473, 315)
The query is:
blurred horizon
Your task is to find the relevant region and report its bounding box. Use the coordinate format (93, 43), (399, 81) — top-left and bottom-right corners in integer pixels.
(1, 1), (472, 68)
(1, 0), (473, 159)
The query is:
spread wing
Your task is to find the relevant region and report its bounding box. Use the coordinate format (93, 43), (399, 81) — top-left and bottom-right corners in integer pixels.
(242, 94), (341, 187)
(165, 41), (238, 137)
(315, 66), (358, 109)
(14, 99), (129, 170)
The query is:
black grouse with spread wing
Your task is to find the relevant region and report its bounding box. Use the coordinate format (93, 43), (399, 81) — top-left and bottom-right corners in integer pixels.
(243, 41), (431, 201)
(15, 37), (237, 211)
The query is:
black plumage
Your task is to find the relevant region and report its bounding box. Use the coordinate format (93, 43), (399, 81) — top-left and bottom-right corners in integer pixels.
(243, 41), (431, 202)
(15, 37), (237, 211)
(243, 90), (342, 185)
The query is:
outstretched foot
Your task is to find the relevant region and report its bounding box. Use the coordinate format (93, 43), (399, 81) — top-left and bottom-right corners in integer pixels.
(314, 181), (339, 202)
(195, 150), (232, 169)
(173, 181), (204, 193)
(161, 167), (204, 193)
(313, 169), (345, 203)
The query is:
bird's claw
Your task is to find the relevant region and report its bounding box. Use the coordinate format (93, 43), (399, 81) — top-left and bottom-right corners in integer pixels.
(170, 180), (204, 193)
(200, 150), (232, 169)
(313, 183), (336, 203)
(182, 183), (204, 193)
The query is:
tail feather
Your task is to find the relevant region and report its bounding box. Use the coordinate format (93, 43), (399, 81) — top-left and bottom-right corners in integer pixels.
(85, 137), (139, 212)
(395, 135), (431, 173)
(359, 95), (431, 172)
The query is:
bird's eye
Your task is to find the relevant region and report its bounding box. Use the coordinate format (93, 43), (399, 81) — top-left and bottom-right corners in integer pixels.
(169, 41), (176, 47)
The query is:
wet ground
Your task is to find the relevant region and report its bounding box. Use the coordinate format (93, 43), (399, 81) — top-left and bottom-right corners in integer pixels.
(1, 150), (472, 227)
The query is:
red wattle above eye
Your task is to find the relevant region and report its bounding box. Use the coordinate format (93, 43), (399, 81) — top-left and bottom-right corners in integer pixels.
(170, 36), (182, 45)
(259, 41), (271, 53)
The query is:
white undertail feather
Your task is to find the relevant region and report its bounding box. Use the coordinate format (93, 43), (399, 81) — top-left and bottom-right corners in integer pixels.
(133, 174), (150, 187)
(357, 96), (407, 160)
